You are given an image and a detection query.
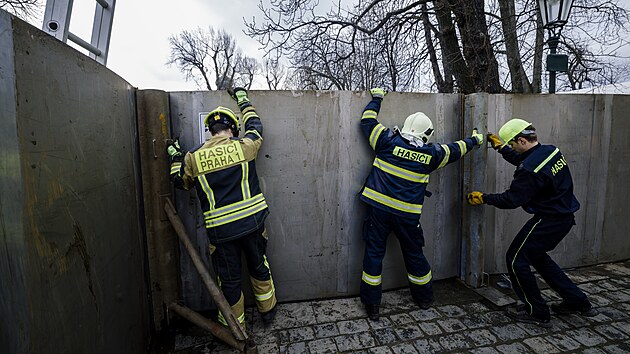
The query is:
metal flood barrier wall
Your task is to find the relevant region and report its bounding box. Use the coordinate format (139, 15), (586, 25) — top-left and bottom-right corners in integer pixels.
(168, 91), (470, 309)
(0, 12), (149, 354)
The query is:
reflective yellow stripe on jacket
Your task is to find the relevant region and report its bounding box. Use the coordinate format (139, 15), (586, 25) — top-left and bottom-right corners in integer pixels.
(362, 187), (423, 214)
(373, 158), (429, 183)
(204, 193), (267, 228)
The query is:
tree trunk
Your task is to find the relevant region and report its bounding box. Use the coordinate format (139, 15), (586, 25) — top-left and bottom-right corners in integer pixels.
(532, 8), (544, 93)
(448, 0), (503, 93)
(434, 0), (475, 93)
(422, 3), (450, 93)
(498, 0), (532, 93)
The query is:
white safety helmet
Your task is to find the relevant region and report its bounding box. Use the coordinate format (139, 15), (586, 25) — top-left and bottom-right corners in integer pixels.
(401, 112), (434, 143)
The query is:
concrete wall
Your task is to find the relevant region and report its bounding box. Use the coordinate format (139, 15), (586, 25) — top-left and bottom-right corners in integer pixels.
(480, 94), (630, 273)
(0, 13), (149, 353)
(169, 91), (469, 308)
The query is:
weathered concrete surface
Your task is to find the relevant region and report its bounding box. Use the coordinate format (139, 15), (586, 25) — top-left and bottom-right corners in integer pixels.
(482, 94), (630, 274)
(168, 91), (468, 308)
(0, 13), (149, 353)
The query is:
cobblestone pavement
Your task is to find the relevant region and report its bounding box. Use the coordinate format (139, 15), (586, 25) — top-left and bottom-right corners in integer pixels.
(161, 260), (630, 353)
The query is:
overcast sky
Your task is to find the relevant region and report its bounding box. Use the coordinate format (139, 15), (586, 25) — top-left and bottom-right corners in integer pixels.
(60, 0), (266, 91)
(26, 0), (630, 91)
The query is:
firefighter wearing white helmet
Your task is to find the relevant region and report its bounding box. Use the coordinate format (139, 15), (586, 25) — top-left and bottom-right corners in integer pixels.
(467, 118), (594, 328)
(358, 88), (484, 321)
(166, 88), (277, 328)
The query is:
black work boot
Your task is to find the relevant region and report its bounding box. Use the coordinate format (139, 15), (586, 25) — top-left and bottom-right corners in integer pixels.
(505, 308), (552, 328)
(365, 304), (379, 321)
(415, 298), (434, 310)
(261, 306), (277, 326)
(551, 301), (598, 317)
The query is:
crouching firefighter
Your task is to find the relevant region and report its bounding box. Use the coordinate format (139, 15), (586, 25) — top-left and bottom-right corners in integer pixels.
(359, 88), (484, 320)
(166, 88), (277, 327)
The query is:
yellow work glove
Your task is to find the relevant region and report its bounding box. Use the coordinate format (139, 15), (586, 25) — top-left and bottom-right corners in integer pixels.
(471, 128), (483, 145)
(466, 191), (485, 206)
(487, 133), (503, 150)
(370, 88), (386, 100)
(228, 87), (249, 106)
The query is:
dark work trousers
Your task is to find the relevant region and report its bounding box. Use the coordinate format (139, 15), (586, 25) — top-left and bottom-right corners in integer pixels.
(211, 225), (271, 307)
(506, 214), (589, 320)
(360, 206), (433, 305)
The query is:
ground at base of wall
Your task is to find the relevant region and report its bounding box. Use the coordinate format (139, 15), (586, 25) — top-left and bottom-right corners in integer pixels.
(153, 260), (630, 353)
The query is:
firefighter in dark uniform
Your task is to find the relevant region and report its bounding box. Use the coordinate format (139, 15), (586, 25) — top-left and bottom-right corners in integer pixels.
(166, 88), (277, 327)
(467, 118), (597, 328)
(359, 88), (483, 320)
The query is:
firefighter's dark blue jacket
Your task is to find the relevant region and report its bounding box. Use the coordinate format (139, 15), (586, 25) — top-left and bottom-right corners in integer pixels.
(484, 143), (580, 215)
(170, 102), (268, 244)
(360, 98), (479, 219)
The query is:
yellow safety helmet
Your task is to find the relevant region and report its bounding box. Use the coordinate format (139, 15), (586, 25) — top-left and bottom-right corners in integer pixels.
(401, 112), (434, 143)
(204, 106), (240, 136)
(498, 118), (532, 147)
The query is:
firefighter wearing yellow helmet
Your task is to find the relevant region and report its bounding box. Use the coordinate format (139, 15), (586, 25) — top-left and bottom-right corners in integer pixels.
(467, 118), (595, 328)
(358, 88), (484, 321)
(166, 88), (277, 327)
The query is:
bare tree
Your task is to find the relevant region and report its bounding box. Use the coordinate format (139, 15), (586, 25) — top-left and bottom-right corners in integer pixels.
(245, 0), (630, 93)
(0, 0), (40, 20)
(167, 27), (259, 90)
(262, 54), (288, 90)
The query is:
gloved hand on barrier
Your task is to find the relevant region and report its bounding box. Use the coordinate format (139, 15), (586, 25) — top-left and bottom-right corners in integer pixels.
(466, 191), (485, 206)
(166, 138), (184, 162)
(471, 128), (484, 146)
(487, 133), (503, 150)
(228, 87), (250, 106)
(370, 88), (386, 100)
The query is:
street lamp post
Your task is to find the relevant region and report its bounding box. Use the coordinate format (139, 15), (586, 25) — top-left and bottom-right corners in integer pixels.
(538, 0), (574, 93)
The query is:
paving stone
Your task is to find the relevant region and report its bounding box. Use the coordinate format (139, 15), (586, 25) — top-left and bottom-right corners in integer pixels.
(437, 317), (466, 333)
(465, 329), (497, 346)
(279, 341), (308, 354)
(590, 294), (614, 306)
(312, 298), (364, 323)
(541, 289), (562, 301)
(603, 343), (630, 354)
(256, 342), (280, 353)
(460, 302), (491, 314)
(390, 313), (415, 326)
(368, 317), (392, 330)
(523, 337), (561, 353)
(602, 264), (630, 276)
(313, 323), (339, 338)
(408, 307), (440, 321)
(483, 311), (513, 325)
(380, 289), (417, 315)
(368, 346), (394, 354)
(545, 333), (582, 351)
(566, 328), (607, 347)
(469, 348), (501, 354)
(567, 272), (608, 284)
(437, 304), (466, 317)
(475, 287), (516, 307)
(598, 306), (628, 320)
(555, 313), (591, 327)
(496, 342), (531, 354)
(516, 322), (551, 336)
(273, 303), (317, 329)
(391, 342), (419, 354)
(614, 321), (630, 336)
(605, 291), (630, 302)
(437, 333), (470, 351)
(338, 319), (370, 334)
(581, 282), (607, 295)
(581, 349), (608, 354)
(373, 327), (397, 346)
(307, 338), (337, 353)
(594, 324), (630, 340)
(412, 338), (443, 353)
(173, 333), (212, 351)
(417, 321), (442, 336)
(335, 332), (376, 352)
(490, 322), (528, 341)
(599, 280), (624, 291)
(460, 314), (490, 329)
(277, 326), (315, 344)
(394, 323), (424, 341)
